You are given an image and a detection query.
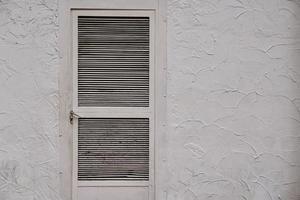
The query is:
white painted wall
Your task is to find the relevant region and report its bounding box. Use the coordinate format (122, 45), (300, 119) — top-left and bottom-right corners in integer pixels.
(0, 0), (59, 199)
(166, 0), (300, 199)
(1, 0), (300, 199)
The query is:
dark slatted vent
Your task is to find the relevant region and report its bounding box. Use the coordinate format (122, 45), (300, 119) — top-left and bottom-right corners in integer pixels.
(78, 118), (149, 181)
(78, 16), (150, 107)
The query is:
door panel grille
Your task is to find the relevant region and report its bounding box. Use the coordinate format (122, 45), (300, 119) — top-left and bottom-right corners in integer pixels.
(78, 16), (150, 107)
(78, 118), (149, 181)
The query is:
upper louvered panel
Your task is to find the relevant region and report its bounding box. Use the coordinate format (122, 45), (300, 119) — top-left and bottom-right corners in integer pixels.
(78, 16), (150, 107)
(78, 118), (149, 181)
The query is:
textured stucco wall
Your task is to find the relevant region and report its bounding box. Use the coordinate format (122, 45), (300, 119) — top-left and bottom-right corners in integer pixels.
(0, 0), (59, 199)
(166, 0), (300, 200)
(1, 0), (300, 200)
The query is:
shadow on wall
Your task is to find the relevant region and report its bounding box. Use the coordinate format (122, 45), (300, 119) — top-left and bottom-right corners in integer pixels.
(166, 0), (300, 200)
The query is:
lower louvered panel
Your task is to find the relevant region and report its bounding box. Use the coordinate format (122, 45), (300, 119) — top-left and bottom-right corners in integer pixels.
(78, 118), (149, 181)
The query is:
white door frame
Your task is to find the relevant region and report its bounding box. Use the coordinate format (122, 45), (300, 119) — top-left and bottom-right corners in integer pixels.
(58, 1), (166, 200)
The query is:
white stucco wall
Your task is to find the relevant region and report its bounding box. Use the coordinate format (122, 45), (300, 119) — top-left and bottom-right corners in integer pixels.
(1, 0), (300, 200)
(0, 0), (59, 199)
(166, 0), (300, 200)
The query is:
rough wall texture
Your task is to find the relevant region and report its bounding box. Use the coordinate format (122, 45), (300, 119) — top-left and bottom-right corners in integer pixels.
(0, 0), (59, 199)
(1, 0), (300, 200)
(166, 0), (300, 200)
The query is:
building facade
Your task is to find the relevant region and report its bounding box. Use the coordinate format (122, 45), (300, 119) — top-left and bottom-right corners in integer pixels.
(1, 0), (300, 199)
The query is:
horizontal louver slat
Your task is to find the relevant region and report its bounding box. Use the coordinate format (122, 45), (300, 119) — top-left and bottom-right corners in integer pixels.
(78, 118), (149, 181)
(78, 16), (150, 107)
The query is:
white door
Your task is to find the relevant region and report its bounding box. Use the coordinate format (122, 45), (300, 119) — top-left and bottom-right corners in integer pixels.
(72, 10), (155, 200)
